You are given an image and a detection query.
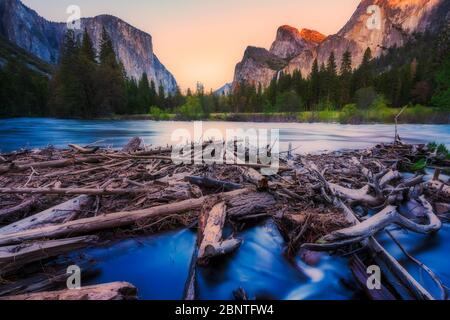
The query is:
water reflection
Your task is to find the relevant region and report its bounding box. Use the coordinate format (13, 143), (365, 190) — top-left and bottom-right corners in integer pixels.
(1, 118), (449, 153)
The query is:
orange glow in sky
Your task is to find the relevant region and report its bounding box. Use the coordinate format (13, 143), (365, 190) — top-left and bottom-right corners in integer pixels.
(22, 0), (361, 91)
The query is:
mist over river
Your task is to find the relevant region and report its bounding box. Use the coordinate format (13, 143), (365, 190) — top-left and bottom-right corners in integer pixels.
(1, 118), (449, 153)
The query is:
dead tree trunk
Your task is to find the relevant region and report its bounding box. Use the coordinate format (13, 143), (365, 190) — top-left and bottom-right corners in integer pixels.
(0, 236), (98, 276)
(198, 202), (241, 263)
(0, 188), (253, 246)
(0, 195), (93, 235)
(0, 282), (137, 300)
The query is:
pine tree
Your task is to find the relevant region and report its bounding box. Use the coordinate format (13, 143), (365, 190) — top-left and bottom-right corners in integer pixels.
(326, 52), (338, 105)
(339, 50), (353, 106)
(97, 27), (127, 115)
(309, 59), (320, 108)
(80, 29), (96, 62)
(354, 47), (374, 90)
(137, 73), (150, 113)
(49, 30), (84, 117)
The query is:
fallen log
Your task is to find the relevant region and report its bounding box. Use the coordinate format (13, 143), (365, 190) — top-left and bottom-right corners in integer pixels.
(185, 176), (243, 191)
(427, 180), (450, 198)
(0, 264), (99, 297)
(0, 157), (102, 174)
(0, 198), (37, 222)
(329, 183), (383, 207)
(303, 164), (435, 300)
(0, 188), (253, 246)
(105, 154), (291, 171)
(45, 159), (130, 178)
(0, 187), (155, 196)
(0, 195), (93, 235)
(227, 192), (276, 218)
(242, 167), (268, 190)
(198, 202), (241, 263)
(68, 144), (99, 154)
(203, 239), (242, 259)
(0, 236), (98, 276)
(0, 282), (137, 300)
(322, 198), (441, 244)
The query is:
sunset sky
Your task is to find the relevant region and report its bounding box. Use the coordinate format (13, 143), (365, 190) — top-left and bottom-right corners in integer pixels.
(22, 0), (360, 92)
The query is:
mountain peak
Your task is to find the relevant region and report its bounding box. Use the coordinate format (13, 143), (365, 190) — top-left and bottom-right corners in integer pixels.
(299, 28), (326, 44)
(270, 25), (324, 59)
(0, 0), (177, 92)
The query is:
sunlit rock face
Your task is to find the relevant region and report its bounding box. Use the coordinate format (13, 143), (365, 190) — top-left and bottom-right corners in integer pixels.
(233, 46), (288, 89)
(0, 0), (177, 93)
(233, 0), (448, 89)
(270, 25), (325, 59)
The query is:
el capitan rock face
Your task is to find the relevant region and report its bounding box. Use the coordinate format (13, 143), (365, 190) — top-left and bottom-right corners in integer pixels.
(233, 0), (448, 89)
(0, 0), (177, 93)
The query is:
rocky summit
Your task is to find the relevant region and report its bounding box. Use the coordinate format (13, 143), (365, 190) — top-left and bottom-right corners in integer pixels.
(233, 0), (449, 89)
(0, 0), (177, 93)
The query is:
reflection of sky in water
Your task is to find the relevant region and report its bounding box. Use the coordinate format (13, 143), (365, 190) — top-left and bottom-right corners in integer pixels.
(0, 118), (449, 153)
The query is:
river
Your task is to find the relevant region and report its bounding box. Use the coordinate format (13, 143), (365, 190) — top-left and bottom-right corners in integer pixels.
(1, 118), (449, 300)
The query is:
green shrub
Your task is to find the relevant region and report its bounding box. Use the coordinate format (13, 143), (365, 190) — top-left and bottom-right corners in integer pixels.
(339, 104), (360, 123)
(175, 96), (204, 120)
(148, 106), (169, 120)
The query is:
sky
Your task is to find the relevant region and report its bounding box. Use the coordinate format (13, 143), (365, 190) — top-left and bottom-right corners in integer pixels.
(22, 0), (360, 91)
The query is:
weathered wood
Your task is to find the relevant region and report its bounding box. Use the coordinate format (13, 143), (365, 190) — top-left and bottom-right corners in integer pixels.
(0, 198), (37, 222)
(227, 192), (276, 217)
(0, 282), (137, 300)
(323, 200), (441, 243)
(0, 157), (102, 174)
(68, 144), (99, 154)
(203, 239), (242, 258)
(427, 180), (450, 197)
(0, 187), (154, 196)
(304, 164), (435, 300)
(0, 264), (99, 297)
(122, 137), (143, 153)
(0, 195), (93, 235)
(242, 167), (268, 190)
(0, 188), (253, 246)
(329, 183), (382, 207)
(185, 176), (243, 191)
(198, 202), (241, 262)
(0, 236), (98, 276)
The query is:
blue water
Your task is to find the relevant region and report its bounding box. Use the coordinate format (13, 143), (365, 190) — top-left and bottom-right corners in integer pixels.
(79, 221), (355, 300)
(1, 118), (449, 300)
(1, 118), (449, 153)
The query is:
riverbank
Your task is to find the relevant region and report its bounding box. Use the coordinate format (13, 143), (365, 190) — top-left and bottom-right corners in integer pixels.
(107, 106), (450, 124)
(0, 138), (449, 300)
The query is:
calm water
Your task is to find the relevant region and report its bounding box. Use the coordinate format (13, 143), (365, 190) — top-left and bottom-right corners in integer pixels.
(1, 118), (449, 300)
(1, 118), (449, 153)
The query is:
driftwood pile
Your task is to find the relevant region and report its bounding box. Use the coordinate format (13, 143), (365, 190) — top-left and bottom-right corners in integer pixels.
(0, 137), (448, 300)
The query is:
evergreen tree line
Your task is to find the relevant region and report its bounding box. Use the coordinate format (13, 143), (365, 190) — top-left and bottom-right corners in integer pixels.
(218, 23), (450, 114)
(1, 23), (449, 119)
(49, 28), (181, 118)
